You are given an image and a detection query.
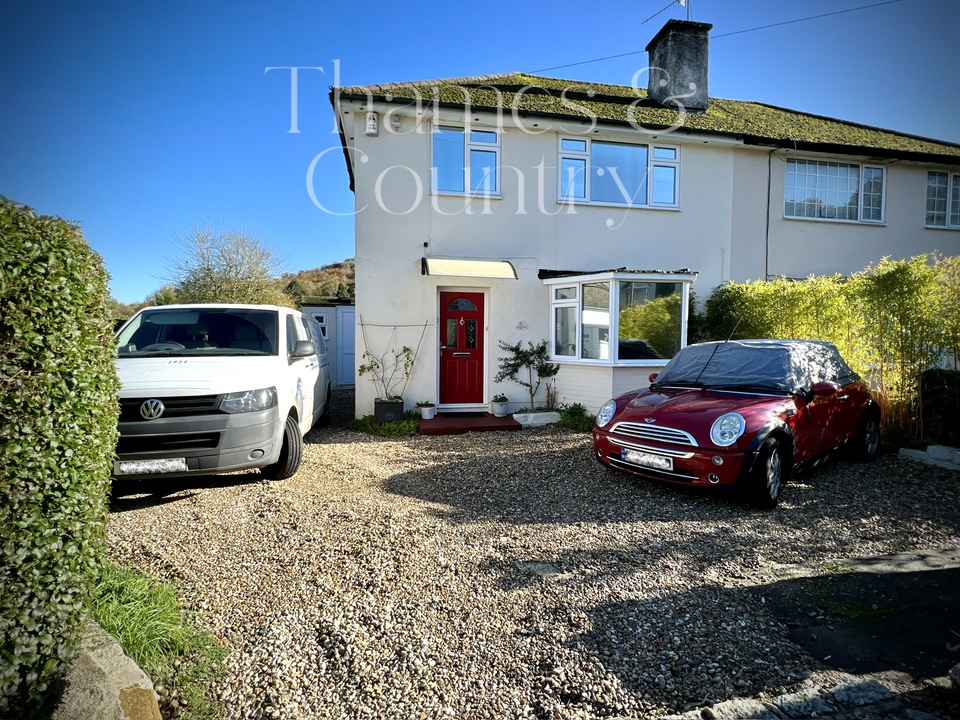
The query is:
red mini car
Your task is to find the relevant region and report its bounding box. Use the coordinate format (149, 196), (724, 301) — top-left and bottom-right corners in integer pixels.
(592, 339), (879, 508)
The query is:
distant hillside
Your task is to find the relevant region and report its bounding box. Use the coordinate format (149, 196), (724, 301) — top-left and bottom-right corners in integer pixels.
(110, 258), (356, 319)
(280, 258), (355, 304)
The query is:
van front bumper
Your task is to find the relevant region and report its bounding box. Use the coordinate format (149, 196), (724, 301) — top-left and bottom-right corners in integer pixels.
(113, 406), (283, 479)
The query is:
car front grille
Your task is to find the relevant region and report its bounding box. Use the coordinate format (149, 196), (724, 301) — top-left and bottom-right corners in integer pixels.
(610, 422), (698, 446)
(119, 395), (221, 421)
(116, 432), (221, 455)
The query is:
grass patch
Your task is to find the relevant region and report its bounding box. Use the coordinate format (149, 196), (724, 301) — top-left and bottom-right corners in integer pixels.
(346, 410), (420, 436)
(820, 559), (855, 576)
(90, 562), (226, 720)
(816, 600), (913, 621)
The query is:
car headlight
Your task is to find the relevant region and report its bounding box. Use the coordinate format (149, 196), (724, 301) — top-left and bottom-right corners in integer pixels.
(710, 412), (745, 446)
(219, 387), (278, 413)
(596, 400), (617, 428)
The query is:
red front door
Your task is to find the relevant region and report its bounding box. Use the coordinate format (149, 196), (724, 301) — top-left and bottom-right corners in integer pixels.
(439, 291), (484, 405)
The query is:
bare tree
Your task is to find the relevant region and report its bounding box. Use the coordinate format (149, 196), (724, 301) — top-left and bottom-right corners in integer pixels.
(165, 226), (293, 306)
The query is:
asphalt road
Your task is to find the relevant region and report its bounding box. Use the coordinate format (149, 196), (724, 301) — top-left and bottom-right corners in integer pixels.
(757, 548), (960, 683)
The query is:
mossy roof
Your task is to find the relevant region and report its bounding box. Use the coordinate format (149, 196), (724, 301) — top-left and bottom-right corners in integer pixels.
(335, 72), (960, 164)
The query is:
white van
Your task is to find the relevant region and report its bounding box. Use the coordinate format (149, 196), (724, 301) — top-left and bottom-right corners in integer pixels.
(113, 304), (331, 480)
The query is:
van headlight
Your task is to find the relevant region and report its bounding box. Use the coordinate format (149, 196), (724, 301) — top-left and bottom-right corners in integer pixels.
(596, 400), (617, 428)
(710, 412), (745, 446)
(220, 387), (278, 413)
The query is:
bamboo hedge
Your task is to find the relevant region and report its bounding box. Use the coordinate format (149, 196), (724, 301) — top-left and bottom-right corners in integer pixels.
(704, 253), (960, 442)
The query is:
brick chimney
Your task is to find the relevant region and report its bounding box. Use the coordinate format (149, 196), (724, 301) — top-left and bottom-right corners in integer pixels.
(645, 19), (713, 112)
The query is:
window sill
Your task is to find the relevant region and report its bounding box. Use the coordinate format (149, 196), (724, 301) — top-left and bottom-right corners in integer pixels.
(432, 191), (502, 200)
(557, 200), (680, 211)
(782, 215), (885, 227)
(923, 224), (960, 231)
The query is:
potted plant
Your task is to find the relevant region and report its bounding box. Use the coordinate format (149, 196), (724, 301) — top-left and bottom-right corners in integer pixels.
(490, 393), (510, 417)
(416, 400), (437, 420)
(359, 345), (416, 423)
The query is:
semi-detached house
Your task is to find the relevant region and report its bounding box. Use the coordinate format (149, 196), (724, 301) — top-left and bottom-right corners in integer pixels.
(330, 19), (960, 418)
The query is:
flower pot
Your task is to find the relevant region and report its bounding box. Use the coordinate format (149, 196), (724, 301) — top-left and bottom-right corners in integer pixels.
(419, 405), (437, 420)
(491, 401), (509, 418)
(374, 398), (404, 424)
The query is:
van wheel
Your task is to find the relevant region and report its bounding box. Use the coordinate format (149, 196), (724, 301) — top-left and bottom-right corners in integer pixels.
(263, 414), (303, 481)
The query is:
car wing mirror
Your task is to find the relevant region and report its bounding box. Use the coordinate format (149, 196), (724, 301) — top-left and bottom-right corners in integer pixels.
(649, 373), (659, 383)
(291, 340), (316, 358)
(811, 381), (839, 397)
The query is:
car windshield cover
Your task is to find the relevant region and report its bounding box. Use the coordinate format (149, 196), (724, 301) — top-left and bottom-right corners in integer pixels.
(653, 340), (859, 394)
(116, 308), (280, 357)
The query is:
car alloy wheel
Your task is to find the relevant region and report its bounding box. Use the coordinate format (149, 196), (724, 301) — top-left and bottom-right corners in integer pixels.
(751, 436), (786, 509)
(765, 447), (782, 500)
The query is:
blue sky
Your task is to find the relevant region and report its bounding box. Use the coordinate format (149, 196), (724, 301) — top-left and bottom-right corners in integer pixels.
(3, 0), (958, 303)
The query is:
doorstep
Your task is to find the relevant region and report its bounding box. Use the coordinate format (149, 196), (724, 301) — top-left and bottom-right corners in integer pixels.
(419, 412), (522, 436)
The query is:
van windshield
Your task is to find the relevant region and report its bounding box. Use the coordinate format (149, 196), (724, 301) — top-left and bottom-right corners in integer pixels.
(116, 308), (279, 357)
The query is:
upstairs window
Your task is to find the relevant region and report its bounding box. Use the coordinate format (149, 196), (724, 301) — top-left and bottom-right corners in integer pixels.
(926, 172), (960, 229)
(784, 159), (885, 223)
(558, 138), (679, 208)
(432, 125), (500, 195)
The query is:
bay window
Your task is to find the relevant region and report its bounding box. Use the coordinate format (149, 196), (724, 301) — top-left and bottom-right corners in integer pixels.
(546, 271), (695, 364)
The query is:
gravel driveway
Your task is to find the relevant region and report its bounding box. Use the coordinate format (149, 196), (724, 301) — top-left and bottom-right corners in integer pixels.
(108, 391), (960, 720)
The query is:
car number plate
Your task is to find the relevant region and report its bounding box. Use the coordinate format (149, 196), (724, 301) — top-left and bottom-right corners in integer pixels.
(116, 458), (188, 475)
(622, 448), (673, 471)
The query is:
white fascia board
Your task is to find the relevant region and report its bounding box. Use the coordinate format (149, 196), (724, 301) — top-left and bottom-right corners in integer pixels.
(541, 270), (699, 286)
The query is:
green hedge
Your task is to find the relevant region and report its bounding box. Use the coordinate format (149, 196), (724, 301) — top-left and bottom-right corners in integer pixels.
(920, 369), (960, 447)
(0, 198), (119, 715)
(704, 254), (959, 442)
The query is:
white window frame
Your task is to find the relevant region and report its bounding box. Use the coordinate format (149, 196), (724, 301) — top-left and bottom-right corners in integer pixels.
(925, 171), (960, 229)
(310, 313), (328, 338)
(784, 158), (886, 224)
(551, 285), (579, 359)
(431, 124), (501, 197)
(544, 271), (695, 366)
(557, 137), (680, 208)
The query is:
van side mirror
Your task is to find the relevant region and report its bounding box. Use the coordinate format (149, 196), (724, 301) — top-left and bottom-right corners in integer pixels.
(291, 340), (316, 358)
